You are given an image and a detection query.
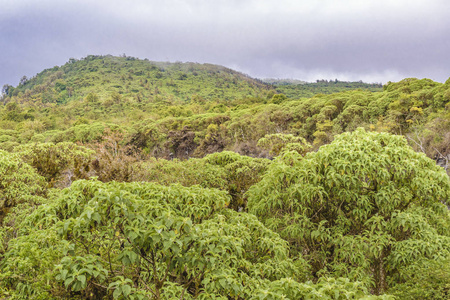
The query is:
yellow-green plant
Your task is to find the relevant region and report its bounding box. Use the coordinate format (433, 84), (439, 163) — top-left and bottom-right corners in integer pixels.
(257, 133), (312, 156)
(2, 179), (308, 299)
(248, 128), (450, 295)
(0, 150), (46, 220)
(14, 142), (94, 187)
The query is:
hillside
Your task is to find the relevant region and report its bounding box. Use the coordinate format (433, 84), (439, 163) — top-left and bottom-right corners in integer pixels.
(0, 56), (449, 170)
(3, 56), (385, 106)
(266, 78), (383, 98)
(4, 55), (273, 105)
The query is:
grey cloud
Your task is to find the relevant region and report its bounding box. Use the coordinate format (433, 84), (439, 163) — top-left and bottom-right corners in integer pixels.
(1, 0), (450, 87)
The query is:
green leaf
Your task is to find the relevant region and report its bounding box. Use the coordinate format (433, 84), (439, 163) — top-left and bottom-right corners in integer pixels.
(113, 287), (122, 299)
(78, 274), (86, 287)
(64, 276), (74, 288)
(122, 284), (132, 297)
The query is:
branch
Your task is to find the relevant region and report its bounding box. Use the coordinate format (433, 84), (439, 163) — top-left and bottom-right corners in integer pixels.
(150, 251), (161, 287)
(139, 277), (158, 298)
(160, 256), (173, 284)
(91, 281), (108, 290)
(432, 147), (449, 170)
(405, 134), (425, 154)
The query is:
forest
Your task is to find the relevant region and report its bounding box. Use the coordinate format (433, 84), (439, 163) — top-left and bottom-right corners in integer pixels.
(0, 55), (449, 299)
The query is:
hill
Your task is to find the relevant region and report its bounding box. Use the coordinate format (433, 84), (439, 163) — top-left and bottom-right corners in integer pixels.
(3, 55), (273, 105)
(265, 78), (383, 98)
(3, 56), (384, 106)
(0, 56), (449, 173)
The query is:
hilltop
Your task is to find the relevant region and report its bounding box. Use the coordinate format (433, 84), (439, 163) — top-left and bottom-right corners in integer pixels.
(4, 55), (273, 105)
(3, 55), (385, 106)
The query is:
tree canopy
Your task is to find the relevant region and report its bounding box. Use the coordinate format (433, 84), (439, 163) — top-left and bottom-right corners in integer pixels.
(248, 128), (450, 296)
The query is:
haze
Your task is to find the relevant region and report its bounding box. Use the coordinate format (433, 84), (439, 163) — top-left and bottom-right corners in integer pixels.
(1, 0), (450, 88)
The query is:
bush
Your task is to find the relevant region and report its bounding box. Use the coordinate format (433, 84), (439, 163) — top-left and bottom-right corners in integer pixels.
(14, 142), (94, 187)
(248, 128), (450, 294)
(0, 150), (46, 219)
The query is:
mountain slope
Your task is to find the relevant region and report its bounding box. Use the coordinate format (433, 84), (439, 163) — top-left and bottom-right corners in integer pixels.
(1, 56), (449, 172)
(265, 78), (383, 98)
(6, 55), (273, 104)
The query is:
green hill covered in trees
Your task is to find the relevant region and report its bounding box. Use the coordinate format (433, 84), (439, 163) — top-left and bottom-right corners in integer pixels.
(3, 55), (272, 105)
(0, 55), (449, 299)
(1, 56), (449, 167)
(264, 78), (383, 99)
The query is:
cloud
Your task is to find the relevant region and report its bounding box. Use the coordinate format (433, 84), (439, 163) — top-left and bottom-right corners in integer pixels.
(1, 0), (449, 87)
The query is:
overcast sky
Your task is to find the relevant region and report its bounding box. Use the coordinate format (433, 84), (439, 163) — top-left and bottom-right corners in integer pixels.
(1, 0), (450, 88)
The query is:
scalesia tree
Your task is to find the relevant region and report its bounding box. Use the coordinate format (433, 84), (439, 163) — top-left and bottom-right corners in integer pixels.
(248, 128), (450, 295)
(1, 180), (308, 299)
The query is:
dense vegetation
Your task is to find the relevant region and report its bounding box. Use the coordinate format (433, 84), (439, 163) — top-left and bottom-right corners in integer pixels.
(0, 55), (449, 299)
(3, 55), (270, 105)
(1, 55), (449, 168)
(265, 79), (383, 99)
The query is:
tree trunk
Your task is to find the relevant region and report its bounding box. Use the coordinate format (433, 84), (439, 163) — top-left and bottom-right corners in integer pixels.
(373, 252), (387, 295)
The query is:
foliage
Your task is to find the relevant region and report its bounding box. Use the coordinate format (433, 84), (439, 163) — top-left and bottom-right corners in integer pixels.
(1, 179), (308, 299)
(266, 79), (383, 99)
(204, 151), (270, 210)
(0, 150), (48, 294)
(85, 129), (143, 183)
(14, 142), (94, 187)
(251, 277), (394, 300)
(257, 133), (312, 156)
(0, 150), (46, 221)
(132, 157), (228, 190)
(133, 151), (270, 211)
(389, 257), (450, 299)
(247, 128), (450, 295)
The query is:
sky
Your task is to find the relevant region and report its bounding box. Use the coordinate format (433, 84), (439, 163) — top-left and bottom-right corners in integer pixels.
(1, 0), (450, 88)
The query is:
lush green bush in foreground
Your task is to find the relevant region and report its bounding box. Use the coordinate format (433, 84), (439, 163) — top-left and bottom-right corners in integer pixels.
(0, 129), (448, 299)
(248, 128), (450, 297)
